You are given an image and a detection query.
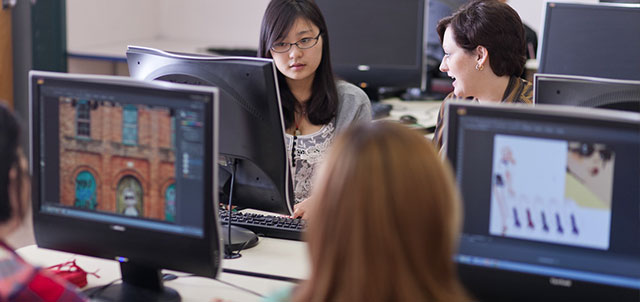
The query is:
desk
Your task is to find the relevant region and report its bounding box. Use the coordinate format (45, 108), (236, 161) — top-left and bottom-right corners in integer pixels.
(17, 237), (309, 302)
(381, 98), (443, 139)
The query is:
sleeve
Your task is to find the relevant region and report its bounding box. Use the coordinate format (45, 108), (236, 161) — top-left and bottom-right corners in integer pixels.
(351, 94), (372, 124)
(14, 269), (88, 302)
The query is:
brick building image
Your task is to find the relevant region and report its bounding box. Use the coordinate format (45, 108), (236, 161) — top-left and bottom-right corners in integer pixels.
(58, 96), (177, 222)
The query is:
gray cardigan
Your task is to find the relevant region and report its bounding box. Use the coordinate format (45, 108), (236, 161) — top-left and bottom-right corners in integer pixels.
(335, 80), (372, 132)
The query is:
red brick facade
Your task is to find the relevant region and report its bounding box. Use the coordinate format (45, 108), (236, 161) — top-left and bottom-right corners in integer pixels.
(59, 98), (175, 221)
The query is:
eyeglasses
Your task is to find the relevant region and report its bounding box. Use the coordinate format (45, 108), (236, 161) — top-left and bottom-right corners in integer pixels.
(569, 143), (613, 161)
(270, 32), (322, 53)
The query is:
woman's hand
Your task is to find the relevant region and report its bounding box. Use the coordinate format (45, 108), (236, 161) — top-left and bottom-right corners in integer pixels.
(292, 199), (310, 219)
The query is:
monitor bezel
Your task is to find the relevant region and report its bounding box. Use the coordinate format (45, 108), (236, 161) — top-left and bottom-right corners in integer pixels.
(443, 101), (640, 300)
(29, 70), (222, 278)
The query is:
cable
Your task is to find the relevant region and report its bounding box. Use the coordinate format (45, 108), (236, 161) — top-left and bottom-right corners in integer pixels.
(214, 278), (264, 298)
(175, 273), (265, 298)
(85, 277), (122, 299)
(222, 268), (302, 283)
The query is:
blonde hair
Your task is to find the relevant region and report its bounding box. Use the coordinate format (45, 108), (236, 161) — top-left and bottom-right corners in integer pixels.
(294, 122), (468, 302)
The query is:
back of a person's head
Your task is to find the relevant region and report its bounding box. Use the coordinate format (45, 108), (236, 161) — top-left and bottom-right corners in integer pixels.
(296, 122), (467, 302)
(0, 103), (22, 224)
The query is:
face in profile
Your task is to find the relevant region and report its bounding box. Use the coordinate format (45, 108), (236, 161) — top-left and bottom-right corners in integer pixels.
(270, 17), (323, 85)
(566, 142), (615, 204)
(439, 27), (479, 98)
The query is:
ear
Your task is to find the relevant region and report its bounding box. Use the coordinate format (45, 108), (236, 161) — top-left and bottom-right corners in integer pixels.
(475, 45), (489, 66)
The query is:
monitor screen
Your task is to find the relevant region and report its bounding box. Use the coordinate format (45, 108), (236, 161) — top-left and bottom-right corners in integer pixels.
(30, 71), (221, 300)
(538, 2), (640, 81)
(314, 0), (427, 96)
(127, 46), (293, 216)
(445, 102), (640, 300)
(534, 74), (640, 113)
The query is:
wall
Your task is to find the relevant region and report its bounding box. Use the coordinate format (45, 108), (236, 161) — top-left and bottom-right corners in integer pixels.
(66, 0), (158, 50)
(67, 0), (269, 51)
(158, 0), (268, 48)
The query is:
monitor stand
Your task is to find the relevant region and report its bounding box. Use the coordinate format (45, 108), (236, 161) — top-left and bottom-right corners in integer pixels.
(222, 225), (259, 254)
(221, 158), (259, 259)
(86, 262), (180, 302)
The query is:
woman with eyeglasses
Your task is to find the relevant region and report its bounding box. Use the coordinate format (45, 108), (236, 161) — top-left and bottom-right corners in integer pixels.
(258, 0), (372, 218)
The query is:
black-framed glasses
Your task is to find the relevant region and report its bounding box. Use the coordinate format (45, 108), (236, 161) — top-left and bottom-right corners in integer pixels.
(270, 31), (322, 53)
(568, 143), (613, 161)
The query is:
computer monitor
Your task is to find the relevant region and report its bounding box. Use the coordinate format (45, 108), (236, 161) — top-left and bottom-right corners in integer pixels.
(314, 0), (428, 100)
(126, 46), (293, 253)
(29, 71), (221, 301)
(534, 74), (640, 113)
(538, 2), (640, 81)
(127, 46), (292, 216)
(444, 102), (640, 300)
(600, 0), (640, 3)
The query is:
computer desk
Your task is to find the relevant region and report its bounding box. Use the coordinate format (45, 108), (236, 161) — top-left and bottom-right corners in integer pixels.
(17, 236), (309, 301)
(381, 98), (443, 139)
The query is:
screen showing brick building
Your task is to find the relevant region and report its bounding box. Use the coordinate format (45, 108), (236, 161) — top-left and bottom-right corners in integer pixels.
(36, 79), (210, 236)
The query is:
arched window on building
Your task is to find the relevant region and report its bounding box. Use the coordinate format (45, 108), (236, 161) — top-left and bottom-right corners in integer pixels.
(74, 171), (97, 209)
(116, 176), (143, 217)
(76, 99), (91, 137)
(165, 183), (176, 222)
(122, 105), (138, 145)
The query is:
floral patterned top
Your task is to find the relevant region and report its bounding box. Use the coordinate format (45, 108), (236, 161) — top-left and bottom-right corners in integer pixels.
(285, 121), (336, 204)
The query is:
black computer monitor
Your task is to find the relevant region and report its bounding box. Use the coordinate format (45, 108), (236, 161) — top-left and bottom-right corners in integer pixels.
(314, 0), (427, 100)
(534, 74), (640, 113)
(126, 46), (293, 253)
(538, 2), (640, 81)
(29, 71), (221, 301)
(600, 0), (640, 3)
(444, 102), (640, 301)
(126, 46), (293, 216)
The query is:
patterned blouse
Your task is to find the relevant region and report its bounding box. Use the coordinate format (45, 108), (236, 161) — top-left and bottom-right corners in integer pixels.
(285, 121), (336, 204)
(432, 76), (533, 151)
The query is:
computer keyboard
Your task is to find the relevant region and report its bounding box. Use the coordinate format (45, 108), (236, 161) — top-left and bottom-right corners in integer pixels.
(218, 209), (306, 241)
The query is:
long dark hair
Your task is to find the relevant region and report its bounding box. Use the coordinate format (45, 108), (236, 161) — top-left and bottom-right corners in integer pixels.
(258, 0), (339, 129)
(0, 103), (24, 223)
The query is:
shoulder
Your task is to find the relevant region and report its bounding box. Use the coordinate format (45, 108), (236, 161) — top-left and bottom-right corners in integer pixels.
(506, 77), (533, 104)
(334, 80), (372, 130)
(336, 80), (370, 107)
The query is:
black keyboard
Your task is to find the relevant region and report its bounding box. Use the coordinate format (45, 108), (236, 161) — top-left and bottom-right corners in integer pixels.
(219, 209), (306, 241)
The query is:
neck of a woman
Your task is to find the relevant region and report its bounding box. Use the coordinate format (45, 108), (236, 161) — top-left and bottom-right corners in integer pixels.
(287, 75), (314, 105)
(475, 75), (511, 103)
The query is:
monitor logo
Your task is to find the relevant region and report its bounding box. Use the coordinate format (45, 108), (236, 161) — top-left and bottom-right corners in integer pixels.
(549, 277), (572, 287)
(110, 225), (126, 232)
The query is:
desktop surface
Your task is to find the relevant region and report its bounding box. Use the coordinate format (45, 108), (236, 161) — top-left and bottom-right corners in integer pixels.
(18, 237), (309, 302)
